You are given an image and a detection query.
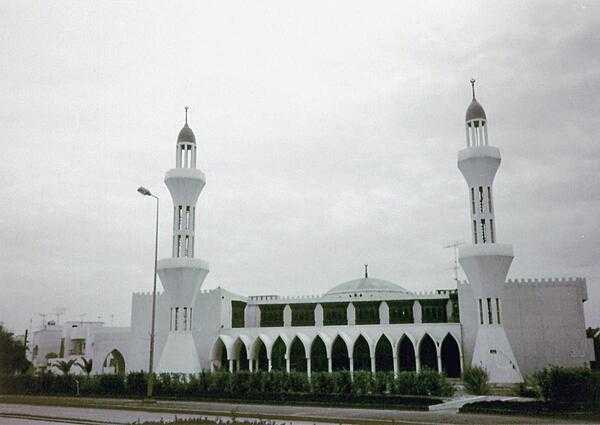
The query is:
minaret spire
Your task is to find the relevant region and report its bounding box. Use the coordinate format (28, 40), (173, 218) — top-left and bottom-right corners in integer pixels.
(470, 78), (476, 99)
(185, 106), (189, 124)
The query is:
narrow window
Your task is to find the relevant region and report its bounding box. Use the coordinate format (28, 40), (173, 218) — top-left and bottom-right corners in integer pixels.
(478, 299), (484, 324)
(189, 308), (192, 330)
(473, 220), (478, 244)
(496, 298), (501, 324)
(479, 186), (484, 213)
(169, 308), (173, 331)
(186, 206), (190, 230)
(178, 206), (183, 230)
(490, 219), (495, 243)
(487, 298), (493, 324)
(185, 235), (189, 257)
(183, 307), (188, 331)
(470, 187), (475, 215)
(177, 235), (181, 257)
(175, 307), (179, 331)
(481, 219), (487, 243)
(487, 186), (493, 213)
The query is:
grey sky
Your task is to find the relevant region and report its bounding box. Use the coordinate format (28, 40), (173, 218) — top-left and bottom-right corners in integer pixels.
(1, 0), (599, 333)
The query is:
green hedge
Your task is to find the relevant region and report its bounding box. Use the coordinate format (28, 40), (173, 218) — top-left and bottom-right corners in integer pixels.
(0, 369), (453, 401)
(534, 366), (600, 405)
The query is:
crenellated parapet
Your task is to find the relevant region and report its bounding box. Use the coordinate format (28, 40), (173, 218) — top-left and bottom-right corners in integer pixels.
(505, 277), (587, 301)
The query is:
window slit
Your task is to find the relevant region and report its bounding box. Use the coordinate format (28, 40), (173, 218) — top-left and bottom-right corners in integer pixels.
(473, 220), (478, 244)
(478, 186), (484, 213)
(490, 219), (495, 243)
(470, 187), (475, 215)
(496, 298), (501, 324)
(481, 219), (486, 243)
(487, 186), (493, 213)
(174, 307), (179, 331)
(487, 298), (493, 324)
(478, 299), (484, 324)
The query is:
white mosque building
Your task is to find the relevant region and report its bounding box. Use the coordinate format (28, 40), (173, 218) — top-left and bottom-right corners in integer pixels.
(31, 83), (594, 384)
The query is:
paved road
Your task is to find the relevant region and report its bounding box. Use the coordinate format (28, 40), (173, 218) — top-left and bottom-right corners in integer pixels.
(0, 399), (597, 425)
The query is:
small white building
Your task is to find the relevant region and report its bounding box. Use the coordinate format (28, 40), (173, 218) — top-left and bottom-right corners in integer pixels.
(35, 83), (595, 383)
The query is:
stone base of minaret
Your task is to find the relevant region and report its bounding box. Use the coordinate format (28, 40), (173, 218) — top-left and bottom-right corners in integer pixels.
(459, 244), (523, 384)
(156, 257), (209, 375)
(471, 326), (522, 383)
(157, 332), (200, 374)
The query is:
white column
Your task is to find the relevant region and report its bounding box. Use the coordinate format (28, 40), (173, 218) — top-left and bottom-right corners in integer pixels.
(393, 355), (399, 378)
(249, 358), (254, 372)
(415, 355), (421, 373)
(370, 356), (376, 373)
(229, 359), (234, 373)
(349, 357), (354, 379)
(191, 146), (197, 168)
(436, 349), (442, 374)
(306, 357), (311, 379)
(327, 356), (332, 373)
(268, 358), (272, 372)
(465, 124), (470, 147)
(286, 356), (290, 373)
(484, 122), (488, 145)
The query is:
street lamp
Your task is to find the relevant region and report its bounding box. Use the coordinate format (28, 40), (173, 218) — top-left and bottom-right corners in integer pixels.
(137, 186), (159, 398)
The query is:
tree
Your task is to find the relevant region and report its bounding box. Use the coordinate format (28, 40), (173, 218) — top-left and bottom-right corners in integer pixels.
(0, 325), (31, 376)
(55, 358), (77, 376)
(76, 357), (93, 376)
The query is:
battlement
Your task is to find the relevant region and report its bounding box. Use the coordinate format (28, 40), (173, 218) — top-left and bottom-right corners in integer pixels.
(132, 291), (165, 298)
(505, 277), (585, 286)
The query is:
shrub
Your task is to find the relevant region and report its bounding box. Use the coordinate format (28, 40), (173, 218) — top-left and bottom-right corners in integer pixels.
(287, 372), (310, 393)
(353, 371), (374, 395)
(311, 372), (335, 394)
(334, 371), (353, 394)
(126, 371), (147, 397)
(463, 366), (489, 395)
(373, 371), (393, 394)
(534, 366), (600, 405)
(97, 374), (125, 396)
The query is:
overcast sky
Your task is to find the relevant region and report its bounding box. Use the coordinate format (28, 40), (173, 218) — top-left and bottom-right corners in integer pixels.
(1, 1), (599, 333)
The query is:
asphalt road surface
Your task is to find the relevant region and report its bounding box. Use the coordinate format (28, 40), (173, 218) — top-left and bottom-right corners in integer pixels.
(0, 400), (597, 425)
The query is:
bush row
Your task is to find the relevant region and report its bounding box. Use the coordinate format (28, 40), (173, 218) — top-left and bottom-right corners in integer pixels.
(0, 369), (453, 399)
(534, 366), (600, 405)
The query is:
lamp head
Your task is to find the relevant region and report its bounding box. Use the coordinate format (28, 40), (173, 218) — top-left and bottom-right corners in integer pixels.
(137, 186), (152, 196)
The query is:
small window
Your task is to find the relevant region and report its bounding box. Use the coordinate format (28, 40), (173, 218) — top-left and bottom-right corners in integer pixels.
(481, 219), (487, 243)
(478, 186), (484, 213)
(478, 299), (484, 324)
(490, 219), (495, 243)
(496, 298), (501, 324)
(471, 187), (475, 215)
(487, 186), (493, 213)
(473, 220), (478, 244)
(174, 307), (179, 331)
(487, 298), (493, 324)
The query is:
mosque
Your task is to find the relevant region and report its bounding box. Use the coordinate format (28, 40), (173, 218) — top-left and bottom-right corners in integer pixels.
(30, 82), (594, 383)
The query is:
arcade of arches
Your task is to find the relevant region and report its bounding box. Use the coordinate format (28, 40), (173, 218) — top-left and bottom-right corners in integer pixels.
(211, 333), (462, 378)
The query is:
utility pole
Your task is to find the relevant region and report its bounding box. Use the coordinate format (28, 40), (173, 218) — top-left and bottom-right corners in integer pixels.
(444, 240), (464, 284)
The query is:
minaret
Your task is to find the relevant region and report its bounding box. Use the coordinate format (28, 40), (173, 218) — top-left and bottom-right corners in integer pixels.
(156, 108), (209, 374)
(457, 81), (522, 383)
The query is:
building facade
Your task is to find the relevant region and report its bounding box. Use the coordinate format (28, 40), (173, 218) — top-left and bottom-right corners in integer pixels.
(30, 84), (595, 383)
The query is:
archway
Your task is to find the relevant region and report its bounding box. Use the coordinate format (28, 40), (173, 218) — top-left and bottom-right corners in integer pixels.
(271, 337), (286, 371)
(289, 337), (306, 372)
(212, 338), (228, 371)
(254, 338), (269, 371)
(234, 339), (249, 371)
(310, 336), (328, 372)
(332, 336), (349, 371)
(353, 335), (371, 372)
(419, 334), (437, 371)
(398, 335), (416, 371)
(102, 349), (125, 376)
(441, 334), (461, 377)
(375, 335), (393, 372)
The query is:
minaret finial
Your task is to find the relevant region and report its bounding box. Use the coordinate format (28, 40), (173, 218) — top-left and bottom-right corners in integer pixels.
(184, 106), (189, 124)
(470, 78), (476, 99)
(364, 264), (368, 278)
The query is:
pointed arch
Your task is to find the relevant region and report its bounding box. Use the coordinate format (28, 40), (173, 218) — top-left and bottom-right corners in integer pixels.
(375, 334), (393, 372)
(271, 336), (287, 372)
(252, 338), (269, 371)
(397, 334), (416, 371)
(102, 349), (125, 376)
(418, 333), (437, 371)
(310, 335), (328, 372)
(289, 336), (307, 372)
(331, 335), (350, 371)
(210, 337), (228, 371)
(352, 335), (371, 372)
(232, 337), (249, 371)
(441, 333), (461, 378)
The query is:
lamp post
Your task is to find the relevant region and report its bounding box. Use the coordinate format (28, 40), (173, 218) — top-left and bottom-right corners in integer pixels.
(137, 186), (159, 398)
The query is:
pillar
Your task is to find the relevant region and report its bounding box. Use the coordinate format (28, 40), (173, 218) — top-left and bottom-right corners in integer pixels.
(349, 357), (354, 380)
(268, 358), (272, 372)
(249, 358), (254, 372)
(436, 350), (442, 374)
(370, 356), (376, 373)
(327, 357), (332, 373)
(286, 356), (290, 373)
(393, 355), (399, 378)
(415, 355), (421, 373)
(306, 357), (311, 379)
(229, 359), (234, 373)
